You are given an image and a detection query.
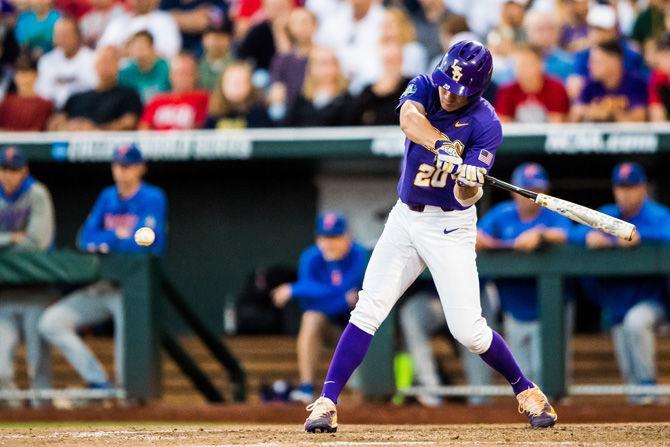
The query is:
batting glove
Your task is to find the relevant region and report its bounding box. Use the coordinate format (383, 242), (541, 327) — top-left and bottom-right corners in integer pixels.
(434, 140), (463, 174)
(454, 164), (487, 187)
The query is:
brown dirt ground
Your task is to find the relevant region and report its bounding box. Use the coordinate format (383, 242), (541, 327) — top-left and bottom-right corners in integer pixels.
(0, 423), (669, 447)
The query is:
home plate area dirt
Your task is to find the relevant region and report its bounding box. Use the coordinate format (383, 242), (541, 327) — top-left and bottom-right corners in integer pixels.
(0, 423), (669, 447)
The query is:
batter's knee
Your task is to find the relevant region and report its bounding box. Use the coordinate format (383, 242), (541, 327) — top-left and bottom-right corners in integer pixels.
(451, 317), (493, 355)
(348, 290), (388, 336)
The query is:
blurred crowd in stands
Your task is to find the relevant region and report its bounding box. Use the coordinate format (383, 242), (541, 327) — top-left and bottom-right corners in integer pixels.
(1, 0), (670, 131)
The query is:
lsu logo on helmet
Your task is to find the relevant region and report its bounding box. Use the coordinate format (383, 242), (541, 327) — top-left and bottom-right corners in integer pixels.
(450, 60), (463, 82)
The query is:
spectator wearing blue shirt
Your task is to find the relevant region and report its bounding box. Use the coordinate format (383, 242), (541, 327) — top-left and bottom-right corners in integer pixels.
(565, 3), (647, 101)
(15, 0), (62, 56)
(477, 163), (573, 383)
(571, 162), (670, 404)
(39, 144), (167, 390)
(271, 212), (367, 404)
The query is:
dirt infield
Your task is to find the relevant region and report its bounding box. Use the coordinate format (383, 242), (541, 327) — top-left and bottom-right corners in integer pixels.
(0, 423), (669, 447)
(2, 402), (670, 424)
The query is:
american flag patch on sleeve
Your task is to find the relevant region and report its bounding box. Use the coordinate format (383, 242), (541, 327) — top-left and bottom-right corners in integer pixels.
(478, 149), (493, 166)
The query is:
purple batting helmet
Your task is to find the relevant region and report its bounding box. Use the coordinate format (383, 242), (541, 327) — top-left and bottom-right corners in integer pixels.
(431, 40), (493, 97)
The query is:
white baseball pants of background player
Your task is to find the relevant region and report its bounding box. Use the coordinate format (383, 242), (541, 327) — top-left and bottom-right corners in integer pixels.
(38, 281), (124, 387)
(0, 287), (56, 406)
(350, 199), (493, 355)
(611, 300), (666, 403)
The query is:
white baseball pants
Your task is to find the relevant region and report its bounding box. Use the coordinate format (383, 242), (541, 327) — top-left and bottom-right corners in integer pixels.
(350, 200), (493, 354)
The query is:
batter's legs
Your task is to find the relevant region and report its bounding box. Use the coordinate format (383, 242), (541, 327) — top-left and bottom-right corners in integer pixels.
(320, 203), (426, 404)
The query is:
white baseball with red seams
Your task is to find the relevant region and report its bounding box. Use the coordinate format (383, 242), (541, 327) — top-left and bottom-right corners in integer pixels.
(134, 227), (156, 247)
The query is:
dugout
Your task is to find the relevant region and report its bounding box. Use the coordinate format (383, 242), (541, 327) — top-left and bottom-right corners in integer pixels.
(2, 124), (670, 399)
(11, 124), (670, 335)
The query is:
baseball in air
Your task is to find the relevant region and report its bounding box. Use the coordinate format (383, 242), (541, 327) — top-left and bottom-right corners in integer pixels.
(134, 227), (156, 246)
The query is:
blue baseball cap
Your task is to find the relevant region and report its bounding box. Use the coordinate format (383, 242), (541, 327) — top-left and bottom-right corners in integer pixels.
(0, 146), (27, 169)
(113, 143), (144, 165)
(612, 162), (646, 186)
(316, 212), (348, 237)
(511, 163), (549, 190)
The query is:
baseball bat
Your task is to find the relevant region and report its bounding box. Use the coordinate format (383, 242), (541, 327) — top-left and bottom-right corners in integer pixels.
(484, 174), (637, 241)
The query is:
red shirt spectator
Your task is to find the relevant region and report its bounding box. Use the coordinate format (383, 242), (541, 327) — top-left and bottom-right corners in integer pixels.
(649, 32), (670, 122)
(55, 0), (92, 19)
(495, 76), (569, 123)
(140, 52), (209, 130)
(495, 44), (569, 123)
(648, 70), (669, 107)
(0, 95), (53, 131)
(0, 53), (53, 131)
(141, 90), (209, 130)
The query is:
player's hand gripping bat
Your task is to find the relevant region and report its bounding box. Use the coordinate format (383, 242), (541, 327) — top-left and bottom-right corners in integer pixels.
(484, 174), (637, 241)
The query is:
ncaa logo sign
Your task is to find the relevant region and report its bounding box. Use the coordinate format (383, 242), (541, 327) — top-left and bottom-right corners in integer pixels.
(451, 60), (463, 82)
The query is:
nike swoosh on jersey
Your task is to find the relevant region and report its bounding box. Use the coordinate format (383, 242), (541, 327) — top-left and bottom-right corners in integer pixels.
(454, 122), (468, 127)
(443, 228), (458, 235)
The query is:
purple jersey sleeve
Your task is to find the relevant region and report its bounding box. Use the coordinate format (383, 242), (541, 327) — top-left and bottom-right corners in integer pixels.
(396, 74), (432, 111)
(462, 116), (503, 171)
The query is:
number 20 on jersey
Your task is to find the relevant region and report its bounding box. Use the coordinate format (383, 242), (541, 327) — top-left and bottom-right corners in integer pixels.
(413, 163), (450, 188)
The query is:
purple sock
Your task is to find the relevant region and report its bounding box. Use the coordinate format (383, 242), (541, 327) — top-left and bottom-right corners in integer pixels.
(480, 330), (534, 395)
(320, 323), (373, 403)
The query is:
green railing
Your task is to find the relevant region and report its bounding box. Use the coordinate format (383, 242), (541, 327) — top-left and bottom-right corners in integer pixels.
(0, 250), (246, 402)
(0, 250), (161, 401)
(0, 122), (667, 163)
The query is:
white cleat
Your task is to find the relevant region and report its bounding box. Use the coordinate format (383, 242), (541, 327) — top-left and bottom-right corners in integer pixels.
(304, 397), (338, 433)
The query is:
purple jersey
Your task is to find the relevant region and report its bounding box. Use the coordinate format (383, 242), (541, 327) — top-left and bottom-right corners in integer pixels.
(396, 74), (503, 210)
(578, 73), (648, 114)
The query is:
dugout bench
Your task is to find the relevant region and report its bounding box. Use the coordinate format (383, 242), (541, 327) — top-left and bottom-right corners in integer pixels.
(362, 245), (670, 400)
(0, 250), (246, 403)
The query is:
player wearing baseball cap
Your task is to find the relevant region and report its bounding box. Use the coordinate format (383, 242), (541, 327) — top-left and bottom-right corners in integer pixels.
(0, 146), (56, 405)
(38, 143), (167, 390)
(477, 163), (573, 384)
(305, 41), (557, 432)
(271, 212), (367, 404)
(572, 162), (670, 403)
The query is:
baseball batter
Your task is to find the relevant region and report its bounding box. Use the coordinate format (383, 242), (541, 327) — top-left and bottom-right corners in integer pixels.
(304, 41), (557, 432)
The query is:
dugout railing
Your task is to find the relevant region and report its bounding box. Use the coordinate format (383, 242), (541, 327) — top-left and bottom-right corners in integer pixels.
(0, 122), (669, 162)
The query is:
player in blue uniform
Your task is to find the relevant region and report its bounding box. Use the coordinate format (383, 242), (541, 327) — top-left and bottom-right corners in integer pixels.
(39, 144), (167, 389)
(271, 212), (367, 404)
(477, 163), (573, 383)
(304, 41), (557, 432)
(571, 162), (670, 403)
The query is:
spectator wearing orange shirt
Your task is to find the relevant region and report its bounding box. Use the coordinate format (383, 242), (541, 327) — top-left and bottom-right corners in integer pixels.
(140, 52), (209, 130)
(0, 54), (53, 131)
(495, 44), (569, 123)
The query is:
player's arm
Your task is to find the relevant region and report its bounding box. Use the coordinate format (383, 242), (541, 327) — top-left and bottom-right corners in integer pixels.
(614, 105), (646, 123)
(78, 192), (117, 252)
(399, 101), (484, 198)
(100, 113), (140, 131)
(16, 185), (55, 250)
(399, 100), (445, 150)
